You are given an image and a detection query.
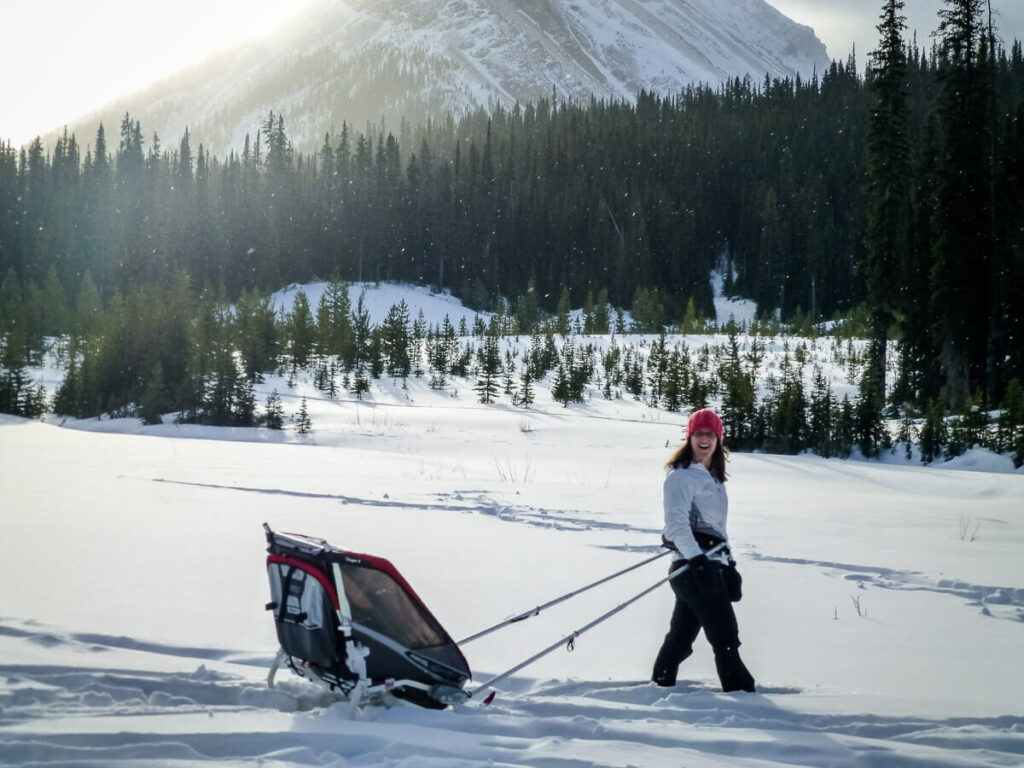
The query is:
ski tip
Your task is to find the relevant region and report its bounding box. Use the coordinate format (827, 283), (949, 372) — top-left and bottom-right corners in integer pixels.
(483, 690), (496, 706)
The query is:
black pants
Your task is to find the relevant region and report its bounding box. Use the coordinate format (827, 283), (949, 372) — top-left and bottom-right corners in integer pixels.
(652, 560), (756, 692)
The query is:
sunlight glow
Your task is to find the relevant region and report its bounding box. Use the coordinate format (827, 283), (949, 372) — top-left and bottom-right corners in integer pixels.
(1, 0), (316, 147)
(3, 0), (1022, 149)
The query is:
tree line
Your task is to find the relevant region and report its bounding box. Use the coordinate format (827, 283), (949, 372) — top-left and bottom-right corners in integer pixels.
(3, 266), (1020, 464)
(862, 0), (1024, 436)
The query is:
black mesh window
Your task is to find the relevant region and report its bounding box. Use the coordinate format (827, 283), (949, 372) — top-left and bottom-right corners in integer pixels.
(340, 565), (446, 650)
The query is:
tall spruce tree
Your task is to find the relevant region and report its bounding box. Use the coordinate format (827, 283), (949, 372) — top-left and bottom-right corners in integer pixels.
(288, 291), (315, 370)
(474, 330), (502, 404)
(381, 300), (412, 382)
(932, 0), (996, 407)
(864, 0), (911, 411)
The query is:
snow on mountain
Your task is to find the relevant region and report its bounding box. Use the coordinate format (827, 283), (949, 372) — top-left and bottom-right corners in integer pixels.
(58, 0), (830, 156)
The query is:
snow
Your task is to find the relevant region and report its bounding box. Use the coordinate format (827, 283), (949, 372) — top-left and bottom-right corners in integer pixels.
(710, 269), (758, 328)
(270, 281), (487, 328)
(3, 315), (1024, 767)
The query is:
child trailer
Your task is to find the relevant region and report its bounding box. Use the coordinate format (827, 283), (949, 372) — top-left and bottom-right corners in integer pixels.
(264, 523), (725, 709)
(264, 524), (471, 709)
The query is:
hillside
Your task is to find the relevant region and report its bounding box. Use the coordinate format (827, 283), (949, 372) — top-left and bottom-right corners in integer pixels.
(49, 0), (830, 156)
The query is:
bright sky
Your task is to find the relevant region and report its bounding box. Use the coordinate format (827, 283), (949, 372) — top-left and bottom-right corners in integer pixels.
(1, 0), (314, 148)
(2, 1), (1023, 149)
(771, 0), (1024, 63)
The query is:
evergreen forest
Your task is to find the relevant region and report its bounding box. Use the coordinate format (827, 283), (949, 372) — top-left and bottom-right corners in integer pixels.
(1, 0), (1022, 463)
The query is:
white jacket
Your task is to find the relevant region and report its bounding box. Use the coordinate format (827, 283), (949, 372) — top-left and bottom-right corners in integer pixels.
(663, 462), (729, 562)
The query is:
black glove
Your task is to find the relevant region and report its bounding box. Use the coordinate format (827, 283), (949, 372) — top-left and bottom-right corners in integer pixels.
(723, 562), (743, 602)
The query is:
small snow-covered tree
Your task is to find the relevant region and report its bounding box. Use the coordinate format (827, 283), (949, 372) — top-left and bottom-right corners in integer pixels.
(264, 390), (285, 429)
(474, 333), (502, 404)
(295, 396), (312, 434)
(381, 300), (412, 383)
(518, 363), (535, 408)
(503, 349), (517, 395)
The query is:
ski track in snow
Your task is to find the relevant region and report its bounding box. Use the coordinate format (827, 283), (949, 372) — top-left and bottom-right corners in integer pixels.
(743, 553), (1024, 623)
(140, 477), (661, 536)
(3, 623), (1023, 768)
(140, 476), (1024, 621)
(140, 475), (1024, 623)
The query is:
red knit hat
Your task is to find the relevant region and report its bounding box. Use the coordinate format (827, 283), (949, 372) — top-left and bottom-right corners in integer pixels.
(686, 409), (723, 441)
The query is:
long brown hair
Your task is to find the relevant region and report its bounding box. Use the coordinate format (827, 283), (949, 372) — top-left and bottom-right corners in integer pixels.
(665, 439), (729, 483)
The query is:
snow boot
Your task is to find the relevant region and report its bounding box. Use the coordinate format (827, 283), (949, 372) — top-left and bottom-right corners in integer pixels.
(651, 646), (692, 686)
(714, 646), (755, 693)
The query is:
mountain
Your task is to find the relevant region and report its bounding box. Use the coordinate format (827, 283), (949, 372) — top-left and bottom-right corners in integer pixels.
(56, 0), (830, 156)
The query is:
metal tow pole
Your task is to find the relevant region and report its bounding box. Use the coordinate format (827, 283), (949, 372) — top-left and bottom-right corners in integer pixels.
(457, 549), (672, 646)
(469, 543), (726, 701)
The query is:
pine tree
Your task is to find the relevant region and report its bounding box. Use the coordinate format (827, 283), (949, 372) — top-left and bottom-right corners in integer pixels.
(40, 264), (69, 337)
(326, 361), (339, 399)
(931, 0), (997, 407)
(236, 288), (278, 380)
(295, 396), (312, 434)
(349, 293), (373, 396)
(518, 363), (535, 407)
(288, 291), (315, 370)
(428, 316), (457, 389)
(0, 270), (23, 338)
(381, 300), (412, 382)
(620, 348), (639, 400)
(601, 344), (621, 399)
(74, 270), (103, 338)
(681, 297), (704, 334)
(864, 0), (911, 404)
(0, 331), (46, 418)
(264, 390), (284, 429)
(646, 332), (669, 407)
(503, 349), (517, 395)
(662, 348), (687, 413)
(587, 288), (610, 334)
(324, 277), (353, 362)
(412, 310), (427, 377)
(551, 362), (570, 406)
(720, 331), (756, 448)
(835, 394), (857, 458)
(996, 378), (1023, 457)
(855, 358), (889, 457)
(139, 361), (167, 425)
(767, 372), (808, 455)
(474, 332), (502, 404)
(515, 281), (541, 332)
(919, 397), (948, 464)
(808, 368), (836, 457)
(555, 287), (571, 335)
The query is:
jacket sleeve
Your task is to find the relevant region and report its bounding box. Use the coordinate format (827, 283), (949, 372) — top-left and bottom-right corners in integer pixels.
(663, 470), (703, 559)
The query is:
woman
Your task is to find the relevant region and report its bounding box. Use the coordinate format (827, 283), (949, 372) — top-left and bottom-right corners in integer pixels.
(651, 408), (756, 693)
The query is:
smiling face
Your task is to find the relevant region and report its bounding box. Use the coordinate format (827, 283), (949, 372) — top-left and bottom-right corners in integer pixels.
(689, 428), (718, 468)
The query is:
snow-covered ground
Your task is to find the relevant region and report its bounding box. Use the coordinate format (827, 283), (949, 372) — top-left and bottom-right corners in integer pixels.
(711, 269), (758, 328)
(3, 281), (1023, 766)
(3, 361), (1023, 766)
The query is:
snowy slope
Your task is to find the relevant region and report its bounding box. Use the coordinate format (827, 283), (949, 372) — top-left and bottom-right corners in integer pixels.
(55, 0), (830, 156)
(270, 281), (485, 328)
(2, 344), (1024, 766)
